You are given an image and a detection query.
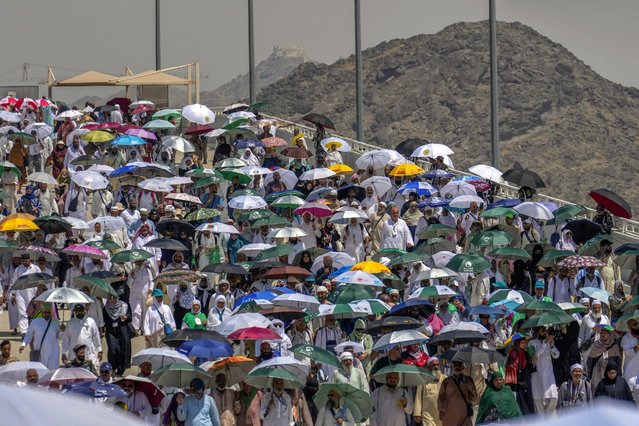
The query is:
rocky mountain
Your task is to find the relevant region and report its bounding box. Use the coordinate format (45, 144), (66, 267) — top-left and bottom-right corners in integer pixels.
(259, 21), (639, 208)
(201, 46), (308, 106)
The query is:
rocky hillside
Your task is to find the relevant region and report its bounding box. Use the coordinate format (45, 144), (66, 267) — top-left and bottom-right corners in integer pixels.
(259, 21), (639, 208)
(201, 46), (308, 106)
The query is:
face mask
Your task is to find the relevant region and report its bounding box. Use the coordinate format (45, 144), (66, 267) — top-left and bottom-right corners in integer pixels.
(76, 313), (85, 320)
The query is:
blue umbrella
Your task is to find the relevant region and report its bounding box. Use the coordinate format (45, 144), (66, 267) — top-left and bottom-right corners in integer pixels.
(178, 339), (233, 358)
(388, 299), (436, 317)
(234, 139), (264, 149)
(234, 291), (279, 308)
(109, 163), (138, 177)
(423, 197), (449, 207)
(306, 187), (334, 202)
(487, 198), (521, 209)
(63, 380), (127, 398)
(489, 299), (520, 312)
(454, 175), (483, 182)
(423, 170), (454, 179)
(397, 181), (436, 196)
(328, 265), (353, 279)
(112, 135), (146, 146)
(467, 305), (506, 316)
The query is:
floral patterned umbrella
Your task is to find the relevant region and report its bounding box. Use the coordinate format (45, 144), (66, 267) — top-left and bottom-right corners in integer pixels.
(557, 255), (606, 269)
(62, 244), (108, 260)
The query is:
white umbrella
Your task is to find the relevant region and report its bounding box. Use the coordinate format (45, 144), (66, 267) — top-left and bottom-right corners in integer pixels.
(65, 128), (89, 146)
(228, 195), (267, 210)
(439, 181), (477, 198)
(251, 356), (310, 379)
(448, 195), (485, 209)
(139, 178), (173, 193)
(158, 176), (193, 186)
(335, 341), (366, 353)
(130, 100), (155, 108)
(181, 104), (215, 125)
(263, 169), (298, 190)
(161, 135), (195, 153)
(311, 252), (357, 274)
(132, 347), (192, 370)
(431, 251), (456, 268)
(410, 143), (454, 158)
(217, 313), (271, 336)
(320, 137), (351, 152)
(356, 149), (404, 170)
(87, 216), (127, 232)
(24, 123), (53, 138)
(329, 208), (369, 224)
(0, 361), (49, 383)
(469, 164), (504, 183)
(35, 286), (93, 304)
(272, 293), (320, 312)
(228, 111), (256, 122)
(413, 267), (459, 281)
(195, 222), (239, 234)
(87, 164), (115, 174)
(62, 217), (89, 230)
(26, 172), (57, 185)
(55, 110), (83, 121)
(268, 227), (307, 239)
(0, 125), (20, 135)
(299, 167), (336, 181)
(514, 201), (554, 220)
(439, 321), (489, 335)
(360, 176), (392, 198)
(0, 111), (22, 123)
(71, 171), (108, 190)
(372, 330), (430, 351)
(241, 166), (272, 176)
(238, 243), (274, 257)
(408, 285), (458, 300)
(316, 303), (369, 319)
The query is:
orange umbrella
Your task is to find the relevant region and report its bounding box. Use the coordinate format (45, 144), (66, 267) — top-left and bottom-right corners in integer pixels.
(209, 356), (256, 386)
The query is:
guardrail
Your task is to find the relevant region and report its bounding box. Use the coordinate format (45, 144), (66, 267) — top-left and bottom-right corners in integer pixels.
(210, 107), (639, 242)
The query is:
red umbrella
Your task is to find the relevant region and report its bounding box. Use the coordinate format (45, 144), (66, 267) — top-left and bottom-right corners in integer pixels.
(115, 375), (165, 407)
(36, 98), (54, 108)
(99, 121), (122, 130)
(106, 97), (131, 112)
(557, 255), (606, 269)
(468, 180), (492, 193)
(185, 125), (214, 136)
(0, 96), (18, 107)
(117, 124), (141, 133)
(81, 123), (101, 131)
(228, 327), (282, 341)
(589, 188), (632, 219)
(262, 136), (288, 147)
(15, 98), (37, 110)
(131, 105), (156, 115)
(294, 202), (333, 218)
(262, 266), (313, 279)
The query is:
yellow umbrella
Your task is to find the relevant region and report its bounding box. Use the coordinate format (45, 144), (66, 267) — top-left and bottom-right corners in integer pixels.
(0, 217), (39, 232)
(389, 163), (424, 177)
(292, 133), (305, 146)
(80, 130), (114, 143)
(352, 261), (391, 274)
(328, 164), (353, 174)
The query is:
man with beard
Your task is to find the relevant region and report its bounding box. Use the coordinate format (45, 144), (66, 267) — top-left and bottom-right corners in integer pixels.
(314, 314), (343, 354)
(371, 372), (413, 426)
(529, 326), (560, 417)
(164, 251), (190, 272)
(260, 378), (293, 426)
(118, 378), (153, 421)
(20, 303), (60, 370)
(370, 345), (404, 376)
(61, 304), (102, 370)
(330, 351), (369, 393)
(578, 300), (610, 353)
(64, 344), (97, 375)
(257, 342), (275, 364)
(437, 361), (478, 426)
(415, 357), (446, 426)
(621, 317), (639, 379)
(211, 373), (236, 424)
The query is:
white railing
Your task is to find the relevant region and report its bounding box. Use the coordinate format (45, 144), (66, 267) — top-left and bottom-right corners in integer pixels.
(211, 107), (639, 242)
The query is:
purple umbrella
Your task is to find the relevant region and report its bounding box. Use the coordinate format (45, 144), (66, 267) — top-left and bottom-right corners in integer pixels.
(62, 244), (109, 260)
(126, 128), (157, 141)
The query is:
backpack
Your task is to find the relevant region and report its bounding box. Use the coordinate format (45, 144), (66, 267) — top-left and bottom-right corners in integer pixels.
(19, 197), (35, 215)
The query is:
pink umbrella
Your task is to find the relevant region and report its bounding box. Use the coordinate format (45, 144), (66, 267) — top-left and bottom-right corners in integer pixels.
(18, 245), (60, 262)
(80, 123), (101, 131)
(36, 98), (54, 107)
(261, 137), (288, 147)
(62, 244), (109, 260)
(227, 327), (282, 341)
(126, 128), (157, 141)
(164, 193), (202, 205)
(467, 180), (492, 193)
(117, 124), (141, 133)
(294, 202), (333, 218)
(131, 105), (156, 115)
(39, 367), (96, 387)
(99, 122), (121, 130)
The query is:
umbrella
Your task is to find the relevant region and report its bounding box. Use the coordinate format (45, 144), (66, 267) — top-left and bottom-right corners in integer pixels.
(557, 302), (588, 315)
(209, 356), (256, 386)
(150, 363), (212, 388)
(26, 172), (58, 185)
(412, 267), (459, 282)
(447, 347), (504, 364)
(138, 178), (173, 193)
(360, 176), (392, 197)
(589, 188), (632, 219)
(329, 285), (375, 304)
(447, 253), (491, 273)
(195, 222), (240, 234)
(165, 193), (202, 205)
(250, 356), (310, 380)
(328, 163), (353, 174)
(217, 313), (272, 336)
(227, 326), (282, 341)
(62, 244), (108, 260)
(299, 167), (336, 181)
(16, 246), (60, 262)
(261, 136), (288, 147)
(73, 275), (117, 298)
(514, 201), (554, 220)
(547, 204), (588, 225)
(86, 216), (126, 232)
(220, 169), (251, 185)
(557, 255), (606, 269)
(311, 252), (357, 274)
(254, 245), (293, 261)
(240, 166), (272, 177)
(408, 285), (457, 300)
(110, 249), (154, 264)
(537, 250), (577, 267)
(132, 347), (192, 370)
(228, 195), (267, 210)
(320, 137), (351, 152)
(372, 364), (435, 386)
(177, 339), (233, 359)
(467, 305), (508, 316)
(271, 293), (320, 312)
(162, 329), (228, 348)
(316, 303), (369, 320)
(114, 376), (165, 407)
(448, 195), (484, 209)
(245, 366), (304, 389)
(216, 158), (248, 169)
(580, 287), (612, 304)
(372, 329), (430, 351)
(143, 119), (175, 130)
(614, 309), (639, 332)
(313, 383), (374, 423)
(35, 286), (93, 305)
(0, 361), (49, 384)
(62, 381), (126, 399)
(80, 130), (114, 143)
(329, 208), (369, 225)
(144, 238), (188, 251)
(235, 139), (263, 149)
(488, 289), (533, 304)
(488, 246), (531, 261)
(614, 249), (639, 269)
(480, 207), (518, 219)
(87, 270), (119, 283)
(502, 163), (546, 188)
(182, 104), (215, 125)
(112, 135), (146, 147)
(515, 300), (564, 314)
(270, 195), (306, 209)
(388, 299), (436, 318)
(302, 113), (335, 129)
(521, 311), (575, 328)
(389, 163), (424, 177)
(262, 266), (312, 279)
(386, 252), (422, 267)
(578, 235), (613, 256)
(0, 217), (38, 232)
(39, 367), (96, 387)
(294, 202), (333, 218)
(236, 243), (274, 257)
(71, 171), (108, 190)
(332, 270), (384, 288)
(12, 273), (56, 290)
(397, 181), (436, 196)
(354, 299), (391, 315)
(365, 316), (422, 335)
(410, 143), (454, 158)
(468, 164), (504, 183)
(155, 270), (202, 287)
(290, 344), (342, 370)
(268, 227), (307, 239)
(395, 138), (428, 157)
(153, 108), (181, 120)
(351, 261), (390, 274)
(429, 322), (489, 345)
(471, 230), (513, 247)
(155, 219), (196, 238)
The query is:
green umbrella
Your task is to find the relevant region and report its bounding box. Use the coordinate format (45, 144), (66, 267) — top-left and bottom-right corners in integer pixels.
(143, 119), (175, 130)
(375, 271), (407, 290)
(185, 208), (220, 222)
(387, 252), (422, 267)
(150, 362), (212, 388)
(521, 311), (575, 328)
(152, 108), (181, 120)
(248, 101), (269, 112)
(557, 302), (588, 315)
(0, 239), (17, 252)
(480, 207), (518, 218)
(222, 118), (249, 130)
(193, 175), (224, 189)
(255, 245), (293, 261)
(290, 344), (342, 370)
(216, 158), (247, 169)
(414, 237), (455, 256)
(471, 230), (513, 247)
(614, 249), (639, 269)
(245, 366), (304, 389)
(579, 235), (613, 256)
(330, 285), (375, 304)
(614, 309), (639, 332)
(34, 215), (73, 234)
(238, 209), (277, 222)
(230, 189), (261, 198)
(537, 250), (576, 267)
(220, 169), (251, 185)
(74, 275), (117, 298)
(251, 216), (289, 228)
(372, 248), (407, 262)
(523, 242), (555, 255)
(547, 204), (587, 225)
(488, 289), (533, 304)
(270, 195), (306, 209)
(515, 300), (563, 314)
(372, 364), (435, 386)
(313, 383), (374, 423)
(263, 190), (305, 204)
(356, 299), (391, 315)
(416, 224), (456, 239)
(111, 249), (154, 264)
(85, 240), (121, 251)
(488, 246), (531, 261)
(447, 253), (491, 273)
(186, 168), (220, 179)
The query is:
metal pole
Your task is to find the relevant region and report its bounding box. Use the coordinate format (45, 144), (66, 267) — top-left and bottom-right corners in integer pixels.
(248, 0), (256, 105)
(489, 0), (499, 168)
(155, 0), (161, 70)
(354, 0), (363, 141)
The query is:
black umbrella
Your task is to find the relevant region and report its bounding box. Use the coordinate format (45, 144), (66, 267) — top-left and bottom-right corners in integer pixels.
(562, 219), (602, 245)
(135, 164), (174, 178)
(89, 270), (120, 283)
(249, 260), (286, 270)
(144, 238), (188, 251)
(302, 113), (335, 130)
(365, 316), (422, 335)
(441, 347), (504, 364)
(615, 243), (639, 256)
(201, 263), (249, 275)
(336, 185), (366, 202)
(589, 188), (632, 219)
(161, 329), (228, 348)
(156, 220), (196, 238)
(395, 138), (429, 157)
(34, 215), (72, 234)
(429, 330), (488, 346)
(502, 163), (546, 188)
(13, 272), (56, 290)
(71, 155), (102, 167)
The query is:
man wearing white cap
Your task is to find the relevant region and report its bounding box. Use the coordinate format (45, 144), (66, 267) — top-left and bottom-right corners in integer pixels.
(368, 202), (389, 256)
(415, 357), (445, 426)
(330, 351), (369, 393)
(381, 206), (414, 251)
(343, 217), (369, 263)
(12, 252), (41, 335)
(578, 299), (610, 351)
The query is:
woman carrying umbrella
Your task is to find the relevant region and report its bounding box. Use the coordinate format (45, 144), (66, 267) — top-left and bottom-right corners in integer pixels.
(475, 372), (522, 424)
(103, 293), (133, 376)
(505, 334), (534, 415)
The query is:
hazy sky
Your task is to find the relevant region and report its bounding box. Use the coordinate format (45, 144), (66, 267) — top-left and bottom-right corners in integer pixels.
(2, 0), (638, 104)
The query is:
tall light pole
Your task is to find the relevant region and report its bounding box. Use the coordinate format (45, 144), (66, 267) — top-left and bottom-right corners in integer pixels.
(354, 0), (363, 141)
(248, 0), (256, 105)
(155, 0), (161, 70)
(489, 0), (500, 168)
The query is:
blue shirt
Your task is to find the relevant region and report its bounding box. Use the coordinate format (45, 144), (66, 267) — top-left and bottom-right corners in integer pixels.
(200, 193), (225, 221)
(177, 394), (220, 426)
